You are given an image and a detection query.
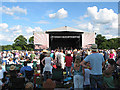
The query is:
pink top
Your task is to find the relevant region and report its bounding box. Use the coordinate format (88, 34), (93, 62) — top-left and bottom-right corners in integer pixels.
(109, 53), (114, 59)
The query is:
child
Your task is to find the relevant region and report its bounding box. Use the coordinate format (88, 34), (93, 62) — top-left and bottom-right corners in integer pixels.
(71, 59), (84, 88)
(103, 59), (115, 88)
(83, 62), (91, 89)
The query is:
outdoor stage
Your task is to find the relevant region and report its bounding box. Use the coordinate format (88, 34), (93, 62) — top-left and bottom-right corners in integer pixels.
(34, 26), (95, 50)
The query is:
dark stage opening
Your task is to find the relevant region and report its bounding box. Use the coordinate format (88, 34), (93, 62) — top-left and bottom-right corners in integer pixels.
(51, 38), (81, 50)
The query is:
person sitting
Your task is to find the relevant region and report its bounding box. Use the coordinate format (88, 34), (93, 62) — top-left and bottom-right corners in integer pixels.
(103, 61), (115, 88)
(9, 65), (17, 78)
(52, 63), (63, 82)
(19, 61), (32, 77)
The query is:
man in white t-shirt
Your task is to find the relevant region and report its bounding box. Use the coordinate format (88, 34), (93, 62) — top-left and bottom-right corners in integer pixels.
(57, 50), (65, 69)
(55, 49), (59, 60)
(80, 44), (105, 89)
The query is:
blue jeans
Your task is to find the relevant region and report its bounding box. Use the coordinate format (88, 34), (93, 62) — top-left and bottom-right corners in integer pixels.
(66, 67), (71, 76)
(90, 74), (103, 89)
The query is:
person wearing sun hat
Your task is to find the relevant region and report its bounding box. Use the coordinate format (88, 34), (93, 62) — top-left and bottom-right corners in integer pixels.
(9, 65), (18, 78)
(9, 65), (16, 71)
(80, 44), (105, 89)
(39, 49), (47, 74)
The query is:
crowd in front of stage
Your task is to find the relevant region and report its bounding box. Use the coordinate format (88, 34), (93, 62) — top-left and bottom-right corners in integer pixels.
(0, 44), (120, 89)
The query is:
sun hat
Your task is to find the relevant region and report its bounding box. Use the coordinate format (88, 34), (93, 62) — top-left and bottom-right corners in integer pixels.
(73, 49), (77, 52)
(46, 51), (51, 57)
(42, 49), (48, 53)
(118, 47), (120, 50)
(9, 65), (16, 71)
(91, 44), (98, 52)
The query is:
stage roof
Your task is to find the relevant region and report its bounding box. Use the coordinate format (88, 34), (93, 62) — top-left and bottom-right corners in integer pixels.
(46, 26), (84, 33)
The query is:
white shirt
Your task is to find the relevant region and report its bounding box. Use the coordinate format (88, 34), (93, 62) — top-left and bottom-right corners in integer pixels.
(84, 69), (91, 85)
(55, 52), (59, 60)
(45, 57), (51, 65)
(0, 69), (5, 79)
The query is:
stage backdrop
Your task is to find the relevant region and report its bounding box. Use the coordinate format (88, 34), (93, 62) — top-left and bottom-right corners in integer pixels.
(34, 32), (49, 49)
(82, 32), (95, 49)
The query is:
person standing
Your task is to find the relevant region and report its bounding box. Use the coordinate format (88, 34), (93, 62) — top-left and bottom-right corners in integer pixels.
(71, 59), (85, 89)
(109, 51), (114, 59)
(57, 50), (65, 69)
(65, 51), (73, 77)
(80, 44), (105, 89)
(39, 50), (47, 74)
(30, 51), (36, 62)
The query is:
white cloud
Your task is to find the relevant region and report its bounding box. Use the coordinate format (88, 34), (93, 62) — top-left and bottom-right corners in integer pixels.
(87, 6), (118, 25)
(88, 22), (93, 31)
(26, 27), (43, 33)
(49, 8), (68, 19)
(87, 6), (98, 19)
(1, 6), (27, 16)
(0, 34), (13, 42)
(110, 19), (118, 29)
(34, 20), (50, 24)
(13, 16), (29, 21)
(0, 23), (8, 30)
(75, 6), (118, 39)
(10, 25), (22, 33)
(26, 27), (35, 33)
(80, 14), (88, 20)
(34, 27), (43, 32)
(5, 29), (9, 32)
(0, 34), (5, 40)
(77, 22), (94, 32)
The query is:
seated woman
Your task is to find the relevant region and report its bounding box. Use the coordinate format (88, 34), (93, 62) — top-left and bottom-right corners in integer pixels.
(9, 65), (17, 78)
(103, 59), (115, 88)
(19, 61), (32, 77)
(52, 63), (63, 81)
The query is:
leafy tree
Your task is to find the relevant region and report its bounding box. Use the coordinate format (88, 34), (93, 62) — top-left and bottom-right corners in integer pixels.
(14, 35), (27, 50)
(2, 45), (13, 50)
(28, 36), (34, 50)
(29, 36), (34, 44)
(96, 34), (120, 49)
(14, 46), (22, 50)
(95, 34), (107, 49)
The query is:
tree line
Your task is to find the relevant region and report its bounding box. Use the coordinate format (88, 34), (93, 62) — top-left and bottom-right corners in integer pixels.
(0, 34), (120, 51)
(1, 35), (34, 51)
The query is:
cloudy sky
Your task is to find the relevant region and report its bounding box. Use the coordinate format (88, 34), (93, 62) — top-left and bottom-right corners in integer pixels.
(0, 0), (118, 45)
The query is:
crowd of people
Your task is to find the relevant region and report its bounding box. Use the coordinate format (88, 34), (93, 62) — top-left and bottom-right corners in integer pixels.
(0, 44), (120, 89)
